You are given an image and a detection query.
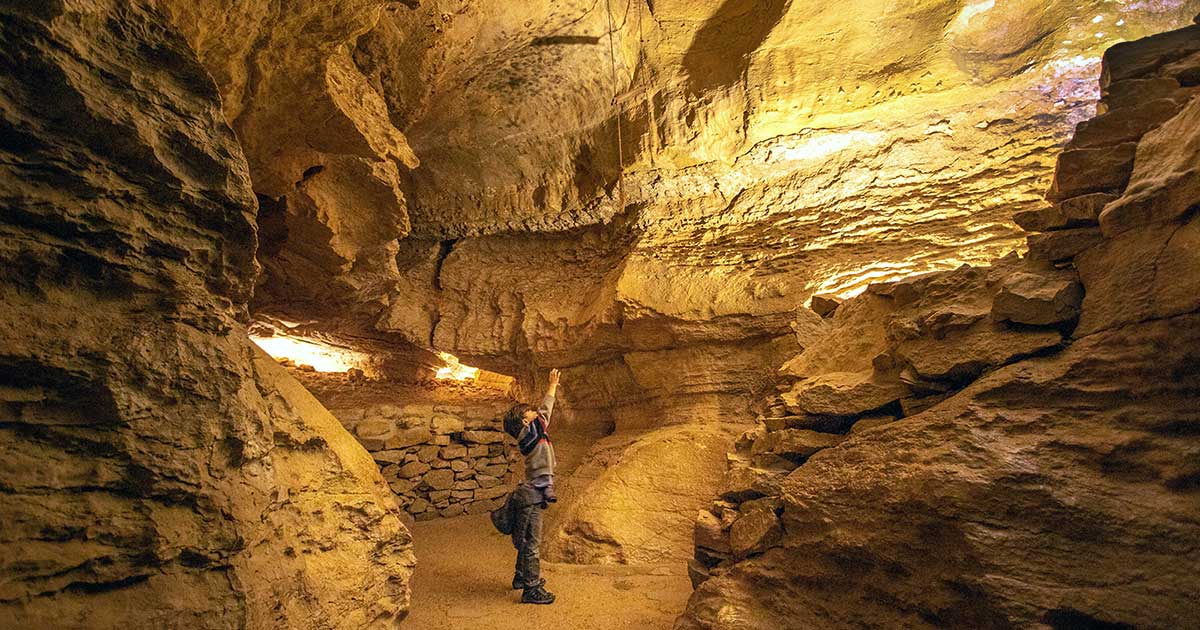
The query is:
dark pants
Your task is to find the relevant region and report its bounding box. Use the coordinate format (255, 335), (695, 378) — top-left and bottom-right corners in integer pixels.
(512, 502), (543, 588)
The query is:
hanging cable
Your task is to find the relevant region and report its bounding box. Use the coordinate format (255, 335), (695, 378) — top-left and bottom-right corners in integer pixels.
(604, 0), (627, 213)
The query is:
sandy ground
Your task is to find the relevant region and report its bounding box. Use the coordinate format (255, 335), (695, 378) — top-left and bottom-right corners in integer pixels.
(402, 514), (693, 630)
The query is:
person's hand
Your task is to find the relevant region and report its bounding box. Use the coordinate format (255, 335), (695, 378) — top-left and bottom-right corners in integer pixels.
(548, 368), (561, 387)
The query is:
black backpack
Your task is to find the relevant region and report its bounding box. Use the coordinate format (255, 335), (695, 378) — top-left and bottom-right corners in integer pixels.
(490, 491), (516, 535)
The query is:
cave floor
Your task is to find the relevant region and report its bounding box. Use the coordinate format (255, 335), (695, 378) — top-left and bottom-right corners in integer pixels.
(404, 514), (692, 630)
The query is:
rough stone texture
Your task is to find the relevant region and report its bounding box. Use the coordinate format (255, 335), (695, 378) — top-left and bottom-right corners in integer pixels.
(545, 425), (739, 565)
(679, 314), (1200, 629)
(124, 0), (1200, 576)
(0, 3), (413, 626)
(781, 372), (909, 417)
(1100, 95), (1200, 236)
(678, 22), (1200, 629)
(993, 271), (1084, 326)
(157, 0), (1199, 436)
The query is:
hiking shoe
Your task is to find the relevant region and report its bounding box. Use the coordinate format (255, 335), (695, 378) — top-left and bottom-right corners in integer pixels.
(521, 585), (556, 605)
(512, 576), (545, 591)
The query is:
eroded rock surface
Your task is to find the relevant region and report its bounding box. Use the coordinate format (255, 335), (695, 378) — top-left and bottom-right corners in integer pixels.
(0, 3), (412, 627)
(678, 21), (1200, 629)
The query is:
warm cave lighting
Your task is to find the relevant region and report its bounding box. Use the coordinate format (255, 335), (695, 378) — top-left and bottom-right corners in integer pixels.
(435, 352), (480, 381)
(250, 334), (368, 372)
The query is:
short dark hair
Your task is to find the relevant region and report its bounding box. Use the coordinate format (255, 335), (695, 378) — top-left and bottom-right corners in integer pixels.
(503, 403), (535, 438)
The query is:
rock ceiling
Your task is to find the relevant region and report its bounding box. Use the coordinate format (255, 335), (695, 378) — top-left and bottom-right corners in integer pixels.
(158, 0), (1199, 388)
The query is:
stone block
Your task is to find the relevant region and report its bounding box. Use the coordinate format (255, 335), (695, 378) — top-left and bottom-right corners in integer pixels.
(695, 509), (732, 554)
(762, 429), (844, 460)
(440, 504), (466, 518)
(424, 469), (456, 491)
(429, 490), (452, 502)
(992, 271), (1083, 326)
(1046, 143), (1138, 202)
(475, 474), (501, 488)
(782, 372), (908, 417)
(1026, 227), (1105, 262)
(417, 445), (441, 462)
(482, 464), (508, 477)
(1067, 98), (1184, 150)
(450, 459), (470, 471)
(398, 461), (430, 479)
(467, 446), (489, 458)
(440, 445), (467, 459)
(355, 419), (393, 439)
(729, 510), (782, 558)
(371, 450), (406, 465)
(454, 479), (479, 490)
(385, 427), (432, 450)
(461, 430), (505, 444)
(431, 414), (465, 434)
(475, 485), (510, 501)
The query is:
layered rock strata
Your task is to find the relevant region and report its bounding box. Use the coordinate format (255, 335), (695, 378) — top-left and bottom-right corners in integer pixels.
(678, 20), (1200, 629)
(0, 3), (412, 627)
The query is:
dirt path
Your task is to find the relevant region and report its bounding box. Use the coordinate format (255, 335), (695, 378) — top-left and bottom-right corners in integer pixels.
(402, 514), (693, 630)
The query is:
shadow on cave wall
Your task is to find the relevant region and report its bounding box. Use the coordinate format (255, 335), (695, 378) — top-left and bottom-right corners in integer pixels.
(682, 0), (791, 96)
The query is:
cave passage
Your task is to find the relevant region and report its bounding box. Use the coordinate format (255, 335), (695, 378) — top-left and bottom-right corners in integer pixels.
(2, 1), (1199, 629)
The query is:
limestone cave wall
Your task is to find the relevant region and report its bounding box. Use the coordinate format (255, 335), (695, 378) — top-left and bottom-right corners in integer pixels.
(678, 19), (1200, 628)
(144, 0), (1199, 564)
(0, 3), (412, 627)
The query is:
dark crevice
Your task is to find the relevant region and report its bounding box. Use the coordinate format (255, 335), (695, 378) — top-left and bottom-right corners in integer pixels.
(297, 164), (324, 186)
(432, 238), (457, 291)
(1043, 608), (1135, 630)
(532, 35), (600, 46)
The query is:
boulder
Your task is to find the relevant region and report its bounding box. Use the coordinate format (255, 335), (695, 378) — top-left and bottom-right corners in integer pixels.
(1076, 217), (1200, 337)
(781, 372), (908, 417)
(1099, 96), (1200, 237)
(1046, 143), (1138, 201)
(1026, 227), (1105, 262)
(545, 425), (739, 564)
(896, 325), (1062, 383)
(849, 415), (897, 434)
(809, 295), (842, 318)
(1067, 98), (1184, 149)
(694, 509), (732, 555)
(760, 429), (845, 460)
(355, 419), (394, 439)
(1013, 193), (1115, 232)
(1100, 23), (1200, 87)
(728, 510), (782, 559)
(371, 450), (407, 465)
(677, 313), (1200, 629)
(992, 271), (1083, 326)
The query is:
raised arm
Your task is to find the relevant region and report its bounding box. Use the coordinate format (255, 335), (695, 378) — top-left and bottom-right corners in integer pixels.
(539, 368), (561, 426)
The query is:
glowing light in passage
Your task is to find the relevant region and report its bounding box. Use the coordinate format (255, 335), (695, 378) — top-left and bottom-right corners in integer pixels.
(435, 352), (480, 381)
(771, 131), (886, 164)
(811, 259), (975, 301)
(951, 0), (995, 31)
(250, 334), (368, 372)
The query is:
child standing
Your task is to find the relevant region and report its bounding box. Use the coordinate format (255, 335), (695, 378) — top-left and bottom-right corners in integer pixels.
(502, 368), (561, 605)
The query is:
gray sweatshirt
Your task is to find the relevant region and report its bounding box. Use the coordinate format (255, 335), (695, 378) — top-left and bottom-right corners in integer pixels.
(516, 393), (556, 481)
